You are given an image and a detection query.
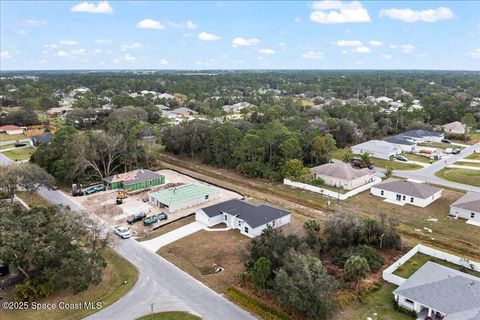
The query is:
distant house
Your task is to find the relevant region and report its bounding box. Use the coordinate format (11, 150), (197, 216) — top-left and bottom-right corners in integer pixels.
(171, 107), (198, 117)
(195, 199), (291, 238)
(156, 104), (170, 111)
(31, 132), (54, 145)
(370, 178), (442, 207)
(351, 140), (401, 160)
(385, 135), (416, 153)
(103, 169), (165, 192)
(48, 106), (73, 116)
(376, 96), (393, 104)
(449, 191), (480, 223)
(158, 93), (176, 100)
(222, 102), (256, 113)
(149, 183), (219, 213)
(393, 261), (480, 319)
(399, 130), (444, 143)
(101, 103), (112, 110)
(0, 125), (24, 135)
(310, 162), (374, 190)
(443, 121), (467, 135)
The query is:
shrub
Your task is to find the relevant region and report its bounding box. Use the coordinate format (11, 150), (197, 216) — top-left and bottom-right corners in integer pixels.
(332, 245), (384, 273)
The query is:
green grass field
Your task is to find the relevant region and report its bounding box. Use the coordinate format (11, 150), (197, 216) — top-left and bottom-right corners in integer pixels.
(465, 152), (480, 160)
(435, 168), (480, 187)
(1, 146), (35, 161)
(372, 158), (422, 170)
(136, 312), (200, 320)
(418, 142), (465, 150)
(0, 143), (17, 150)
(0, 132), (27, 141)
(402, 153), (434, 163)
(393, 252), (480, 279)
(454, 161), (480, 168)
(15, 191), (51, 207)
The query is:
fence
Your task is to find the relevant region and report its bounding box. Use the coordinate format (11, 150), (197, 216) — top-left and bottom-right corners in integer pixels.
(283, 176), (382, 201)
(382, 244), (480, 286)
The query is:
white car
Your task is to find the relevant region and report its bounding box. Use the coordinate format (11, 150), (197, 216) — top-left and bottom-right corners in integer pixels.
(115, 226), (131, 239)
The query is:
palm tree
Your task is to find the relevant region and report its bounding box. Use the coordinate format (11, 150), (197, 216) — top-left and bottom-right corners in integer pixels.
(360, 152), (372, 167)
(345, 255), (370, 300)
(384, 166), (393, 179)
(343, 150), (353, 163)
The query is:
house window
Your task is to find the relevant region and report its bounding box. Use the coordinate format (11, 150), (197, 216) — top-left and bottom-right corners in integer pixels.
(402, 195), (406, 201)
(205, 195), (209, 200)
(472, 212), (476, 219)
(405, 298), (414, 304)
(396, 194), (401, 201)
(224, 215), (227, 221)
(381, 190), (384, 196)
(410, 197), (414, 203)
(244, 227), (249, 233)
(272, 220), (276, 227)
(238, 220), (241, 226)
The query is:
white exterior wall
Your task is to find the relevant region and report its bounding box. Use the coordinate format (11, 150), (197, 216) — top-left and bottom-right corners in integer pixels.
(389, 143), (416, 153)
(4, 129), (24, 135)
(240, 214), (291, 238)
(351, 146), (398, 160)
(152, 192), (220, 213)
(449, 206), (480, 222)
(395, 294), (422, 312)
(370, 187), (442, 208)
(195, 209), (224, 226)
(315, 173), (374, 190)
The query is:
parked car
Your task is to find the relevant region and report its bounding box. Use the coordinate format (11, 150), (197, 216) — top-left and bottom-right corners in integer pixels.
(441, 139), (452, 144)
(127, 212), (147, 224)
(351, 159), (374, 170)
(143, 213), (168, 226)
(114, 226), (131, 239)
(451, 149), (461, 155)
(14, 143), (27, 147)
(395, 155), (408, 162)
(84, 184), (106, 195)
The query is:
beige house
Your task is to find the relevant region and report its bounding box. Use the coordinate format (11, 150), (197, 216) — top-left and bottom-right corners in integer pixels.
(443, 121), (466, 135)
(310, 162), (374, 190)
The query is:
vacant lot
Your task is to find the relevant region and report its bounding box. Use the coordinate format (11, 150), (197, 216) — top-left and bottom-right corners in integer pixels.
(158, 229), (250, 292)
(435, 168), (480, 187)
(2, 146), (35, 161)
(393, 252), (480, 279)
(0, 249), (138, 320)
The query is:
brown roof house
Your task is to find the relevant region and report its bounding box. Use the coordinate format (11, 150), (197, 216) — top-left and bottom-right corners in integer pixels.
(449, 191), (480, 224)
(370, 178), (442, 207)
(310, 162), (374, 191)
(443, 121), (467, 135)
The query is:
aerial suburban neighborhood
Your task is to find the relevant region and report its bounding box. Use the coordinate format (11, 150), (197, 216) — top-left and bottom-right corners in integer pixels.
(1, 1), (480, 320)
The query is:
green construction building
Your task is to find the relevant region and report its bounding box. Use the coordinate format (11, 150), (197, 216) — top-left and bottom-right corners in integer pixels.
(148, 183), (219, 212)
(103, 169), (165, 191)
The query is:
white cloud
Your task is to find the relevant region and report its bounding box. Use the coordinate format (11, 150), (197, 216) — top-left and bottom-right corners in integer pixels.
(167, 20), (198, 30)
(45, 44), (58, 49)
(56, 50), (70, 57)
(279, 42), (287, 47)
(93, 49), (103, 54)
(198, 32), (220, 41)
(466, 48), (480, 58)
(95, 39), (112, 45)
(59, 40), (79, 46)
(310, 1), (371, 24)
(352, 46), (370, 53)
(380, 7), (454, 23)
(294, 17), (302, 23)
(56, 48), (87, 57)
(186, 20), (198, 30)
(1, 51), (12, 59)
(137, 19), (165, 30)
(16, 30), (27, 35)
(232, 37), (259, 47)
(159, 59), (169, 65)
(389, 44), (398, 49)
(381, 54), (392, 59)
(334, 40), (363, 47)
(301, 50), (323, 59)
(71, 49), (86, 55)
(121, 42), (143, 51)
(71, 1), (113, 14)
(123, 54), (136, 61)
(259, 48), (275, 55)
(400, 44), (414, 53)
(369, 40), (383, 46)
(24, 19), (47, 27)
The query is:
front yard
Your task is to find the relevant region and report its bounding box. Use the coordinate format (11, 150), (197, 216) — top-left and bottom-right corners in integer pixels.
(465, 152), (480, 160)
(453, 161), (480, 168)
(2, 146), (35, 161)
(0, 132), (27, 141)
(402, 153), (434, 164)
(435, 168), (480, 187)
(371, 158), (422, 170)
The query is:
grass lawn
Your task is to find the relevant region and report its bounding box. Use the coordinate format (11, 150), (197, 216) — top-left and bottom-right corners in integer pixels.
(454, 161), (480, 168)
(337, 282), (413, 320)
(435, 168), (480, 187)
(465, 152), (480, 160)
(418, 142), (465, 150)
(402, 153), (434, 164)
(393, 252), (480, 279)
(158, 229), (250, 293)
(0, 249), (139, 320)
(0, 132), (27, 141)
(16, 191), (51, 207)
(137, 215), (195, 242)
(0, 143), (17, 150)
(2, 146), (35, 161)
(329, 148), (350, 161)
(371, 158), (422, 170)
(136, 311), (200, 320)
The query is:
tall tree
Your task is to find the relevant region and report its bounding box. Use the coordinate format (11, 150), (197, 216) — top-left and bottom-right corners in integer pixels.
(345, 255), (370, 300)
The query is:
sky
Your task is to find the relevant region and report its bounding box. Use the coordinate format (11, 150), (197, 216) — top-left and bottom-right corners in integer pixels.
(1, 1), (479, 70)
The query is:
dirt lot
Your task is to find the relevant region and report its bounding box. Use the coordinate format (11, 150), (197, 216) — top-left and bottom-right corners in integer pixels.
(76, 169), (242, 239)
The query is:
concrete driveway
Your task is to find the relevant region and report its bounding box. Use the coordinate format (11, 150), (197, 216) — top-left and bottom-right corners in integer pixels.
(141, 221), (206, 252)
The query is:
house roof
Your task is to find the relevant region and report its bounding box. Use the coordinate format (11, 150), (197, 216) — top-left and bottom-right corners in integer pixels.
(103, 169), (163, 185)
(394, 262), (480, 318)
(400, 129), (443, 139)
(172, 107), (197, 116)
(0, 125), (21, 130)
(352, 140), (398, 154)
(444, 121), (466, 132)
(374, 178), (441, 199)
(450, 191), (480, 213)
(385, 135), (416, 146)
(200, 199), (290, 229)
(149, 183), (218, 206)
(32, 132), (54, 144)
(310, 162), (371, 181)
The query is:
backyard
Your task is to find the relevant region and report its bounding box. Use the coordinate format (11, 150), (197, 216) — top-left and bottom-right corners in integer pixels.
(435, 168), (480, 187)
(1, 146), (35, 161)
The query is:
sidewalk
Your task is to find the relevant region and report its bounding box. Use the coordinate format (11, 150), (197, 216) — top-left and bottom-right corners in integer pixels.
(141, 221), (205, 252)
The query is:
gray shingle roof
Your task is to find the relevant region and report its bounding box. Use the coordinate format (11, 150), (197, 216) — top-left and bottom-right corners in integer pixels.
(394, 262), (480, 317)
(310, 162), (371, 180)
(374, 178), (441, 199)
(450, 191), (480, 213)
(200, 199), (290, 228)
(400, 129), (443, 139)
(385, 135), (416, 146)
(31, 132), (54, 144)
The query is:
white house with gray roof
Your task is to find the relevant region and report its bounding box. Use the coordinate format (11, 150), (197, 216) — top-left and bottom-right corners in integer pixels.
(449, 191), (480, 223)
(310, 162), (374, 190)
(351, 140), (401, 160)
(393, 261), (480, 320)
(399, 129), (444, 143)
(370, 179), (442, 207)
(195, 199), (291, 238)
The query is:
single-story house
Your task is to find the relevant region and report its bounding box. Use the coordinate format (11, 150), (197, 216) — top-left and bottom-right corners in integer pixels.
(443, 121), (467, 135)
(222, 102), (256, 113)
(449, 191), (480, 223)
(351, 140), (401, 160)
(385, 135), (417, 153)
(103, 169), (165, 191)
(393, 261), (480, 320)
(370, 178), (442, 207)
(310, 162), (374, 190)
(195, 199), (291, 238)
(399, 129), (444, 143)
(48, 106), (73, 115)
(171, 107), (198, 117)
(0, 125), (24, 135)
(149, 183), (219, 213)
(156, 104), (170, 111)
(31, 132), (54, 145)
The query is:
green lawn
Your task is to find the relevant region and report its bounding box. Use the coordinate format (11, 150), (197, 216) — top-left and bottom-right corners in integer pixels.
(454, 161), (480, 168)
(402, 153), (434, 164)
(0, 132), (27, 141)
(372, 158), (422, 170)
(15, 191), (51, 207)
(435, 168), (480, 187)
(0, 143), (17, 150)
(338, 282), (413, 320)
(393, 252), (480, 279)
(418, 142), (465, 150)
(466, 152), (480, 160)
(136, 311), (200, 320)
(1, 146), (35, 161)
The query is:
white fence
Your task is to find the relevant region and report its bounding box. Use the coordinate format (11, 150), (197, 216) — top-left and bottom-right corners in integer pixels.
(383, 244), (480, 286)
(283, 176), (381, 201)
